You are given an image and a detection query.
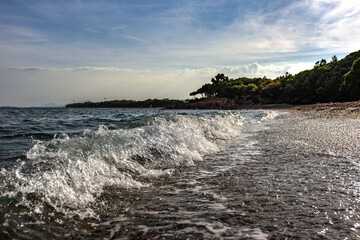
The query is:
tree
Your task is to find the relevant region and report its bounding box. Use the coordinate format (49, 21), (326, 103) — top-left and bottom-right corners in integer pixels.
(211, 73), (229, 83)
(320, 59), (327, 66)
(331, 55), (338, 62)
(315, 59), (327, 67)
(341, 57), (360, 99)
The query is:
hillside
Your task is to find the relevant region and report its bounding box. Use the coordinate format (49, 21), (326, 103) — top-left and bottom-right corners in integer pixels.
(188, 50), (360, 106)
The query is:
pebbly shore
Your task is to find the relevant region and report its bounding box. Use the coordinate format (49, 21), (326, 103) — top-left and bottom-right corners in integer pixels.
(273, 101), (360, 120)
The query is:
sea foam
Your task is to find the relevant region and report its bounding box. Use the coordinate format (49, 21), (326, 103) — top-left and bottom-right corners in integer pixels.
(1, 111), (244, 218)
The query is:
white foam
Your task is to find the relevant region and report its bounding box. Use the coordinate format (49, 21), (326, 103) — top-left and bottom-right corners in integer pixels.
(1, 112), (244, 218)
(261, 110), (279, 121)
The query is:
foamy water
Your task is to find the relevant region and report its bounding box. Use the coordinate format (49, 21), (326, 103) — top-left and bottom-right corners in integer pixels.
(1, 108), (359, 239)
(1, 111), (245, 219)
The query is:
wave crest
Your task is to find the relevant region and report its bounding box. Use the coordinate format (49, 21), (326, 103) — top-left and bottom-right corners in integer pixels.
(1, 112), (244, 218)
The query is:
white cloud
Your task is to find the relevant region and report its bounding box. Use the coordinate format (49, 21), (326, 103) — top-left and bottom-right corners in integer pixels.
(321, 0), (360, 19)
(9, 66), (142, 72)
(287, 62), (315, 75)
(192, 0), (360, 59)
(124, 35), (144, 42)
(317, 0), (360, 51)
(168, 61), (314, 81)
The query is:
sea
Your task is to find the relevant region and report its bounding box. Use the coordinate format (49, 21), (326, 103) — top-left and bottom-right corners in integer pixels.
(0, 107), (360, 239)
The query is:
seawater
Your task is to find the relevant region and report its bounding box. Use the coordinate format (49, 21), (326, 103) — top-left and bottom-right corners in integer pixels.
(0, 108), (360, 239)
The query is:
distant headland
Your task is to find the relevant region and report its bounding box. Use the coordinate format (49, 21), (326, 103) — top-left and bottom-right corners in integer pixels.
(66, 98), (182, 108)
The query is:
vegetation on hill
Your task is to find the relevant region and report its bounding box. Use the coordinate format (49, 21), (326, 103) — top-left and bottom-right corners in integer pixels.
(66, 98), (182, 108)
(190, 50), (360, 105)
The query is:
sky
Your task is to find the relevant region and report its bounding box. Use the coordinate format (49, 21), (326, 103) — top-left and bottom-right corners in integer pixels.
(0, 0), (360, 107)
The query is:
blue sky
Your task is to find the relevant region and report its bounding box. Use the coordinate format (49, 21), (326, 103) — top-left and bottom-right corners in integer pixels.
(0, 0), (359, 106)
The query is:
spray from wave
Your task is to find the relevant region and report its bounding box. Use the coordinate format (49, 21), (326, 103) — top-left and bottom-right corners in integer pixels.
(0, 111), (247, 218)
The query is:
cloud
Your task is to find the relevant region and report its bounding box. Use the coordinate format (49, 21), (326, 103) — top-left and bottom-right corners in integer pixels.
(2, 0), (359, 71)
(0, 24), (49, 43)
(317, 0), (360, 51)
(168, 61), (314, 80)
(179, 0), (360, 59)
(124, 35), (144, 42)
(9, 66), (143, 72)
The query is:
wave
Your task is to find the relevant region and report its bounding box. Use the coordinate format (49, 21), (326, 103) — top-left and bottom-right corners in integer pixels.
(0, 111), (245, 218)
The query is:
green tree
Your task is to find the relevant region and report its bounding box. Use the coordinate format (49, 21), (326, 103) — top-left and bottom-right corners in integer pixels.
(211, 73), (229, 83)
(341, 57), (360, 99)
(320, 59), (327, 66)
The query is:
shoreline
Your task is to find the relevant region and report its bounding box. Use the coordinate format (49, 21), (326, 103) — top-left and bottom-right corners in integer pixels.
(173, 100), (360, 120)
(267, 101), (360, 120)
(66, 100), (360, 120)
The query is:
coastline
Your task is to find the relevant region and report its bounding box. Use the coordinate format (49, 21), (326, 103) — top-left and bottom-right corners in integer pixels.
(171, 96), (360, 120)
(66, 98), (360, 120)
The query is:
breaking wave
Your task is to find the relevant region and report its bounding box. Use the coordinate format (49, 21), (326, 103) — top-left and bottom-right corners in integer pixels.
(0, 111), (246, 218)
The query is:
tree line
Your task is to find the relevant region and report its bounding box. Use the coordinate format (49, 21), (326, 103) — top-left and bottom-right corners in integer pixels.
(190, 50), (360, 104)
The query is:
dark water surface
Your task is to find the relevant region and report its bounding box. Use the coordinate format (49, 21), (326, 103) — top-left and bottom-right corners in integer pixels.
(0, 108), (359, 239)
